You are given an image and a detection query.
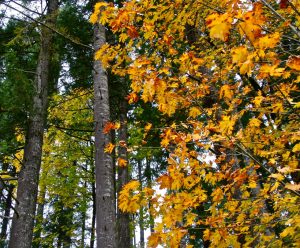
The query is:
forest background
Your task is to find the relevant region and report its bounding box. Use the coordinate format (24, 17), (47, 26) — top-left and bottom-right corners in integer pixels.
(0, 0), (299, 247)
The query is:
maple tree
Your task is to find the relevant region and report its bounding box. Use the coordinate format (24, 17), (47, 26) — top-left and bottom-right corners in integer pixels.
(91, 0), (300, 247)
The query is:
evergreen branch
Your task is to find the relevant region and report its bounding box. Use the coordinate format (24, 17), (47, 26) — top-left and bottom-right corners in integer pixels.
(2, 2), (93, 50)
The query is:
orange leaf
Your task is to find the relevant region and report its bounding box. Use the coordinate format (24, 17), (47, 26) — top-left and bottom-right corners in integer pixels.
(103, 122), (115, 134)
(126, 92), (139, 104)
(117, 158), (128, 167)
(287, 56), (300, 71)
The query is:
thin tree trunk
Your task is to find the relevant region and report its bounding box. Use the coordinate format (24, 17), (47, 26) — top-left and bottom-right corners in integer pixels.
(81, 189), (86, 248)
(117, 99), (131, 248)
(32, 184), (46, 248)
(90, 179), (96, 248)
(93, 16), (116, 248)
(0, 183), (14, 246)
(8, 1), (58, 247)
(145, 159), (154, 233)
(137, 160), (145, 248)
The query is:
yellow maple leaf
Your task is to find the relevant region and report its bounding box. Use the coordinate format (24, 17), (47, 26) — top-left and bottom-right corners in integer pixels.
(270, 173), (285, 181)
(157, 174), (172, 189)
(219, 85), (233, 100)
(249, 118), (261, 127)
(104, 143), (115, 153)
(231, 46), (248, 64)
(292, 143), (300, 152)
(212, 187), (223, 202)
(238, 3), (265, 42)
(256, 32), (280, 50)
(117, 158), (128, 167)
(148, 233), (161, 247)
(144, 122), (152, 131)
(219, 116), (235, 135)
(239, 59), (254, 75)
(259, 64), (285, 78)
(206, 13), (232, 42)
(280, 226), (294, 238)
(189, 107), (201, 118)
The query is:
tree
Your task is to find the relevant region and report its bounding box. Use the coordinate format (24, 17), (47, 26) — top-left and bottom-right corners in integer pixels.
(92, 0), (300, 247)
(92, 2), (116, 247)
(9, 0), (58, 247)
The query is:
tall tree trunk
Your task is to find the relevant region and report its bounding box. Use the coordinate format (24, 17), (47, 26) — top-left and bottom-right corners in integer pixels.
(0, 183), (14, 246)
(8, 1), (58, 247)
(80, 181), (87, 248)
(117, 98), (131, 248)
(93, 17), (116, 248)
(32, 184), (46, 248)
(137, 160), (145, 248)
(145, 159), (154, 233)
(90, 179), (96, 248)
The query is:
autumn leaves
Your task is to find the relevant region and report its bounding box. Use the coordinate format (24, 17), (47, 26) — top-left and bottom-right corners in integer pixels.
(91, 0), (300, 247)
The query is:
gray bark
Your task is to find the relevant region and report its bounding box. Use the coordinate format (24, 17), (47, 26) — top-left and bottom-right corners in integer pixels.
(32, 185), (46, 248)
(93, 20), (116, 248)
(137, 160), (145, 248)
(117, 99), (131, 248)
(8, 1), (58, 247)
(0, 183), (14, 246)
(90, 179), (96, 248)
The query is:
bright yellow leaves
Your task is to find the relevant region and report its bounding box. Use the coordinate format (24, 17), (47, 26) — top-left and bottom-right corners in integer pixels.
(92, 0), (300, 247)
(118, 180), (153, 213)
(117, 158), (128, 167)
(231, 46), (254, 75)
(90, 2), (110, 24)
(119, 180), (141, 213)
(219, 85), (233, 100)
(206, 13), (232, 41)
(189, 107), (201, 118)
(238, 3), (265, 42)
(104, 143), (115, 154)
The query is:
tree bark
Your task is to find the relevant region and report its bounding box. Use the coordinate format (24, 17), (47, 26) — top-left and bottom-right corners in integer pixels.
(117, 98), (131, 248)
(137, 160), (145, 248)
(93, 18), (116, 248)
(8, 1), (58, 247)
(0, 183), (14, 246)
(32, 184), (46, 248)
(145, 159), (154, 233)
(90, 178), (96, 248)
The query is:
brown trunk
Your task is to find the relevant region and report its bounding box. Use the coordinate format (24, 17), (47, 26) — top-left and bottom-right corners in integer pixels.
(8, 1), (58, 247)
(145, 159), (154, 233)
(90, 179), (96, 248)
(138, 160), (145, 248)
(117, 99), (131, 248)
(93, 18), (116, 248)
(32, 184), (46, 248)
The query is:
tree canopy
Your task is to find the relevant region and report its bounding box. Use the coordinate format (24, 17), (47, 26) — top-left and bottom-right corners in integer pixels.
(0, 0), (299, 247)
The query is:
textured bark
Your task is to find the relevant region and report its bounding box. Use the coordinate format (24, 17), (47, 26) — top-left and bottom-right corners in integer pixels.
(137, 160), (145, 248)
(8, 1), (58, 247)
(32, 185), (46, 248)
(93, 20), (116, 248)
(117, 99), (131, 248)
(90, 179), (96, 248)
(145, 160), (154, 233)
(0, 183), (14, 246)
